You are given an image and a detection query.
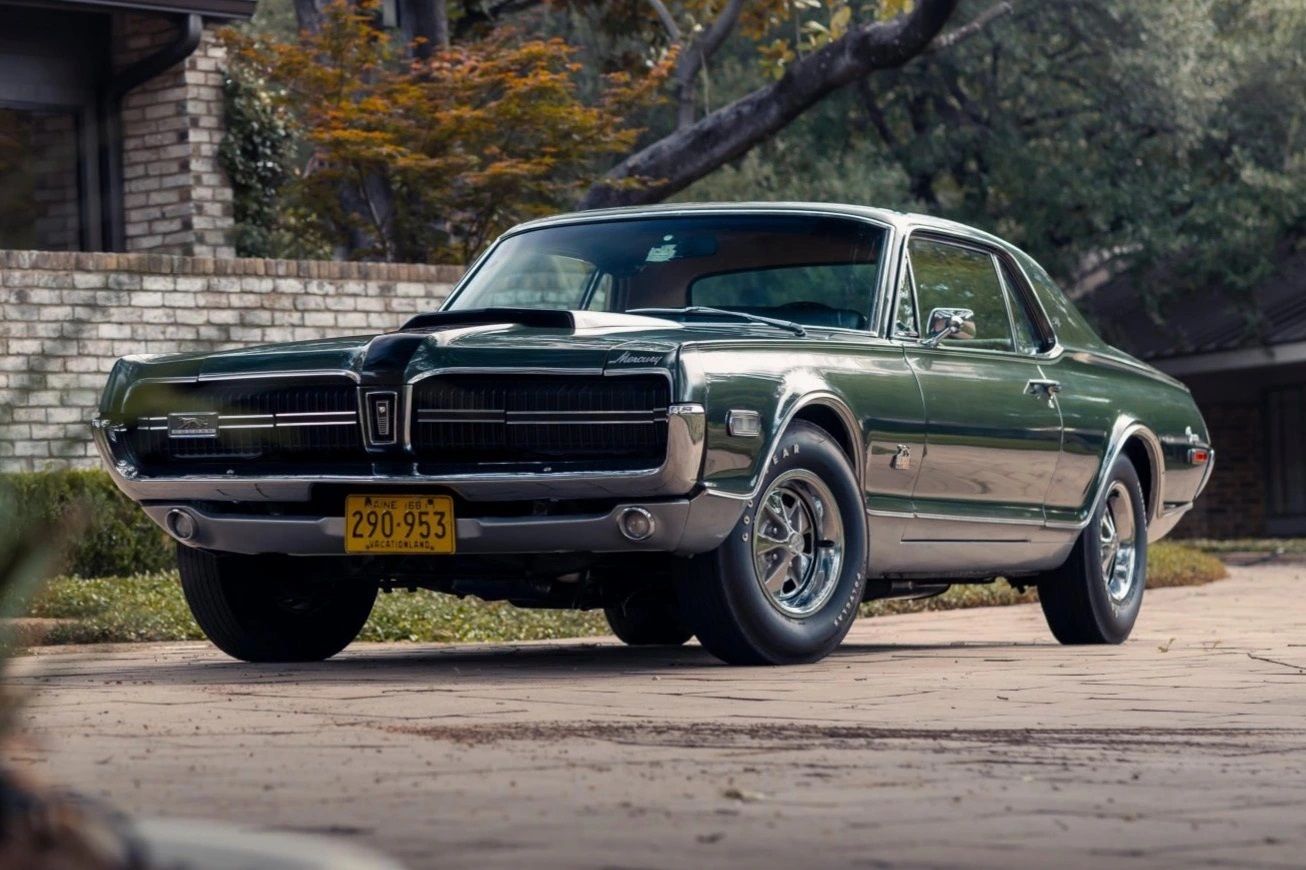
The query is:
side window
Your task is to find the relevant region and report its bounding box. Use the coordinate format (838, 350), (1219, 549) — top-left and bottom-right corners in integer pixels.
(998, 262), (1043, 355)
(909, 237), (1014, 352)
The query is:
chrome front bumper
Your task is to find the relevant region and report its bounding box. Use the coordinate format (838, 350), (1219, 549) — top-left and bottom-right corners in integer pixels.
(140, 493), (744, 557)
(92, 404), (707, 503)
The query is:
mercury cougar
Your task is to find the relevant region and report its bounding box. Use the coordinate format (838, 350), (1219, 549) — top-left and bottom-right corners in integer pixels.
(93, 204), (1214, 665)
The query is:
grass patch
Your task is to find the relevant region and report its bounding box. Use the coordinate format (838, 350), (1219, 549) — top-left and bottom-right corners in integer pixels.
(1185, 538), (1306, 555)
(1145, 541), (1229, 588)
(21, 543), (1224, 647)
(859, 541), (1227, 617)
(26, 573), (605, 646)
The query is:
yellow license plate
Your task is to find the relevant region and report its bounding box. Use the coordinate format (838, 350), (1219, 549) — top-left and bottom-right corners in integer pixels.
(344, 494), (455, 554)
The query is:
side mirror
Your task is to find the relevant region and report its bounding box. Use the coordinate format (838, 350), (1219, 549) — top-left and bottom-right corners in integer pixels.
(922, 307), (975, 348)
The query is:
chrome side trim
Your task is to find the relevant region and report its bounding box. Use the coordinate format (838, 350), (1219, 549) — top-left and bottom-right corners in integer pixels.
(913, 511), (1046, 527)
(1104, 419), (1166, 529)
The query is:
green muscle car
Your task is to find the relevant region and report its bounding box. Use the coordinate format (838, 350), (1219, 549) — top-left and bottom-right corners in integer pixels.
(93, 204), (1214, 665)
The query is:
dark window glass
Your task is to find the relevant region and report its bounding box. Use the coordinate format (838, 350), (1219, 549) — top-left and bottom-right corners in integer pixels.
(1267, 385), (1306, 518)
(1000, 263), (1043, 354)
(893, 266), (919, 337)
(690, 262), (877, 326)
(0, 107), (82, 251)
(1012, 250), (1108, 351)
(910, 237), (1014, 351)
(449, 215), (885, 331)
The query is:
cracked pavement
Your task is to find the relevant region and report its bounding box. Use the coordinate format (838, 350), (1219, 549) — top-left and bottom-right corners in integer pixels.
(8, 561), (1306, 869)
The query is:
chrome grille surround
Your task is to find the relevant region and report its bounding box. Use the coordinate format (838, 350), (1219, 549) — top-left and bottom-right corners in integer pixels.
(121, 378), (362, 467)
(409, 372), (672, 469)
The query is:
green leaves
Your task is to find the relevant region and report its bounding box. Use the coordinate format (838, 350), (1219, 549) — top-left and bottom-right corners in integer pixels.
(222, 0), (669, 262)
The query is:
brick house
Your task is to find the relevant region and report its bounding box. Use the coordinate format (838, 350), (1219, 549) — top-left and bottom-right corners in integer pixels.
(1082, 251), (1306, 538)
(0, 0), (253, 256)
(0, 0), (461, 471)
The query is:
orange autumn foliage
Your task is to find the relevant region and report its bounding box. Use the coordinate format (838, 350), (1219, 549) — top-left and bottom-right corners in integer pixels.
(224, 0), (669, 262)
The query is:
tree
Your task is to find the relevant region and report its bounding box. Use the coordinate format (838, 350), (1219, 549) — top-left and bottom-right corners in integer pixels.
(225, 0), (667, 261)
(578, 0), (965, 207)
(269, 0), (980, 210)
(684, 0), (1304, 304)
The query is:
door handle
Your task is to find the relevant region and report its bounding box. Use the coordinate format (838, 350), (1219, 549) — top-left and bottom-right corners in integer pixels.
(1026, 379), (1062, 397)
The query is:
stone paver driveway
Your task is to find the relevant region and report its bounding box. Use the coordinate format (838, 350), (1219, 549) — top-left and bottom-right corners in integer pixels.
(10, 562), (1306, 869)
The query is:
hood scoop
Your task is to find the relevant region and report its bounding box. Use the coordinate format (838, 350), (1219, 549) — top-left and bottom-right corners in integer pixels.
(401, 308), (578, 332)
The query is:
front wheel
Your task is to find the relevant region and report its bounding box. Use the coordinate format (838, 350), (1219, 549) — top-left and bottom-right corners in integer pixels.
(178, 546), (378, 662)
(1037, 454), (1147, 644)
(676, 421), (868, 665)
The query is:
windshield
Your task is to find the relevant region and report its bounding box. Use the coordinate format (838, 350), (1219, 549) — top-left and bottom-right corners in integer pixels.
(445, 214), (887, 331)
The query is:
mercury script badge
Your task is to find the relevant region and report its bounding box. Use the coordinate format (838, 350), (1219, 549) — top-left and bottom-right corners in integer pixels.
(167, 412), (219, 439)
(611, 351), (662, 365)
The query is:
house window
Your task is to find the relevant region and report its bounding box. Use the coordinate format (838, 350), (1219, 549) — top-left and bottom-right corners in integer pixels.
(1266, 385), (1306, 520)
(0, 106), (84, 251)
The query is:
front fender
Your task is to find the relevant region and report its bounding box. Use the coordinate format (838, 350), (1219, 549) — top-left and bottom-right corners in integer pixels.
(681, 354), (858, 500)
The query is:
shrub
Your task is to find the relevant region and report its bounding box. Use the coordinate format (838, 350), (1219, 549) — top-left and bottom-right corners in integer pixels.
(1, 470), (172, 579)
(1145, 541), (1228, 588)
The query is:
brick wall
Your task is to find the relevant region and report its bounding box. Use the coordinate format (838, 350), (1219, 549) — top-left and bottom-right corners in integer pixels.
(1172, 400), (1264, 539)
(113, 14), (235, 258)
(0, 250), (461, 471)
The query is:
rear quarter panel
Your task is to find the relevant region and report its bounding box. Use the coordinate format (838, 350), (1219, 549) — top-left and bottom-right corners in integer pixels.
(1043, 349), (1211, 527)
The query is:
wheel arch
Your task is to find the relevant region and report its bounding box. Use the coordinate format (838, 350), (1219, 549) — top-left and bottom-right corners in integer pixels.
(790, 398), (863, 484)
(1100, 420), (1164, 530)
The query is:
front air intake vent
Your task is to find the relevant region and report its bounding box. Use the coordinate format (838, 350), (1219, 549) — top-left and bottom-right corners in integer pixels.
(410, 373), (670, 471)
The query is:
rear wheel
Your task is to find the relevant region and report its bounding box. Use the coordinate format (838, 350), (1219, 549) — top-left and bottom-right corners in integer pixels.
(178, 546), (377, 662)
(1037, 455), (1147, 644)
(604, 588), (693, 646)
(676, 421), (867, 665)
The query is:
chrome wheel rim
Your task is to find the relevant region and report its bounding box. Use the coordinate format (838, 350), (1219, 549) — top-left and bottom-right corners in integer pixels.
(1100, 481), (1138, 603)
(751, 469), (844, 617)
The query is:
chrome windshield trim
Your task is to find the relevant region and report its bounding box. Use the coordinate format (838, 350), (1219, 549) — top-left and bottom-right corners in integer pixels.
(440, 207), (895, 317)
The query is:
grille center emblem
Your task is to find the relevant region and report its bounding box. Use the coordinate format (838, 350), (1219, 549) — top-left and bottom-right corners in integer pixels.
(364, 391), (399, 446)
(167, 412), (219, 439)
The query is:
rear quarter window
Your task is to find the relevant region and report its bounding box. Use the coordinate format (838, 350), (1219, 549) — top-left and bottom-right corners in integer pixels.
(1012, 250), (1110, 352)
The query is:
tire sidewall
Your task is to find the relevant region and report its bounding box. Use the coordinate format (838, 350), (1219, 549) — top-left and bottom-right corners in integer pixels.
(710, 422), (867, 663)
(1083, 457), (1148, 642)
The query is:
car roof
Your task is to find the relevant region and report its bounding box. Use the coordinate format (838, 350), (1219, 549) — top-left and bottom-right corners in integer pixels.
(508, 202), (1010, 248)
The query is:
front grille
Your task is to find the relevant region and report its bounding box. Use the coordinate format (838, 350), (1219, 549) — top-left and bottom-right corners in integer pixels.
(410, 373), (669, 469)
(123, 379), (362, 468)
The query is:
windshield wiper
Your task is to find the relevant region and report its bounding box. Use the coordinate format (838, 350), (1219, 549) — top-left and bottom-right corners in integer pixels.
(629, 306), (807, 337)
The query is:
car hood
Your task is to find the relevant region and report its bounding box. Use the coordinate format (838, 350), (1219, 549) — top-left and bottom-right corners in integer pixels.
(112, 311), (778, 386)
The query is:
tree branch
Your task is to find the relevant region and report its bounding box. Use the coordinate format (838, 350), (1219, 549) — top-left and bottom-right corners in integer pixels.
(647, 0), (681, 41)
(580, 0), (961, 209)
(924, 1), (1014, 55)
(674, 0), (746, 129)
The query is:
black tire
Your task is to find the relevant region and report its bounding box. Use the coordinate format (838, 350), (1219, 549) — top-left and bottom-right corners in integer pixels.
(604, 588), (693, 646)
(1038, 455), (1148, 644)
(177, 545), (378, 662)
(676, 420), (868, 665)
